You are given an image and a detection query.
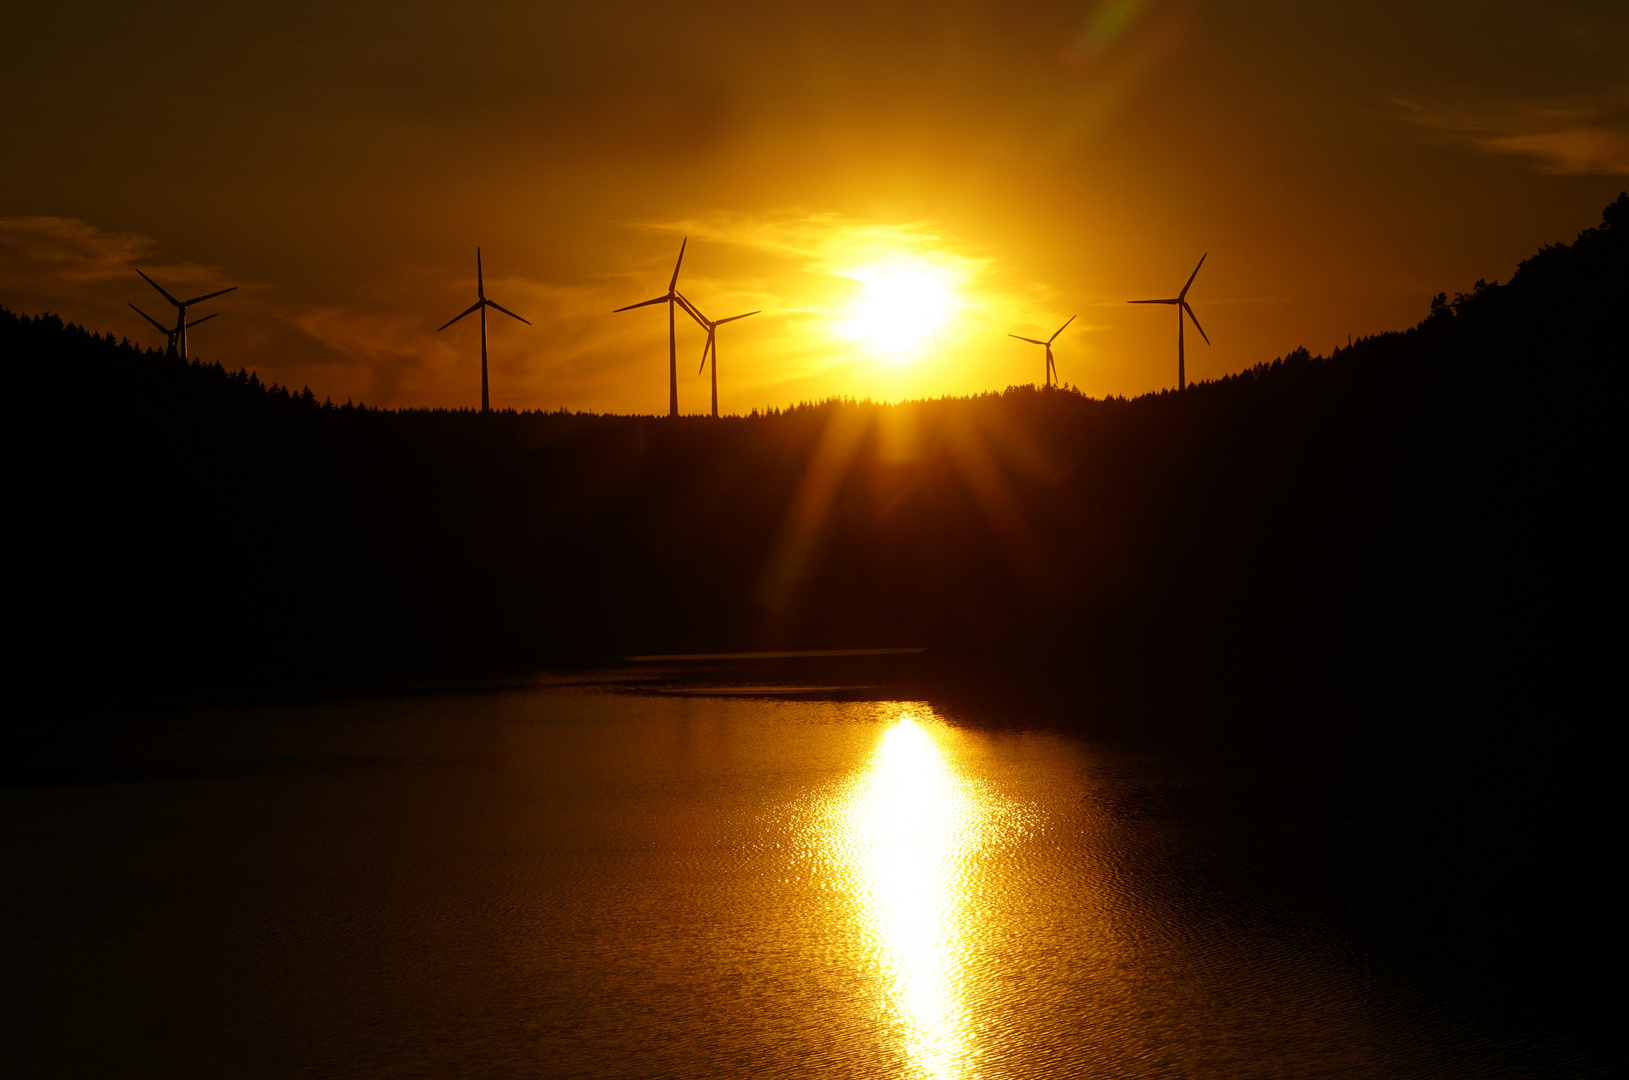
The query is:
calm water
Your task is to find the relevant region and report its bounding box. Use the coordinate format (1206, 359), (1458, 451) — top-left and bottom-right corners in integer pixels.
(0, 685), (1600, 1078)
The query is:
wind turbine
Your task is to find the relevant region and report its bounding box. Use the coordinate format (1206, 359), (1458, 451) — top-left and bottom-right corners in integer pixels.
(437, 248), (531, 413)
(135, 269), (236, 360)
(613, 239), (689, 418)
(1129, 253), (1209, 391)
(677, 293), (759, 418)
(1009, 315), (1076, 389)
(130, 303), (216, 356)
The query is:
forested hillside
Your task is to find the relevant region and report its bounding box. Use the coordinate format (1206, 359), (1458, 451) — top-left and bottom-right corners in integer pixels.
(6, 195), (1621, 730)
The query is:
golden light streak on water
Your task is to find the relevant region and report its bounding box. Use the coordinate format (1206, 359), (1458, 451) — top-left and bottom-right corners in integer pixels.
(829, 707), (987, 1079)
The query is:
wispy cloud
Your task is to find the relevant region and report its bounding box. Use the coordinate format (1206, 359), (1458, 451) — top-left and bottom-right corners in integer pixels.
(1396, 96), (1629, 176)
(0, 216), (230, 292)
(0, 216), (151, 285)
(640, 211), (995, 294)
(1478, 128), (1629, 176)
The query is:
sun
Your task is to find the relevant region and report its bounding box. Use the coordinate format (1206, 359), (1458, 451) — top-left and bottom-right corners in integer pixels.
(837, 258), (961, 358)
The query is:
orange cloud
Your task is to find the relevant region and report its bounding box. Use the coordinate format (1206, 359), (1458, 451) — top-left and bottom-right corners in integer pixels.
(1396, 96), (1629, 176)
(1480, 128), (1629, 176)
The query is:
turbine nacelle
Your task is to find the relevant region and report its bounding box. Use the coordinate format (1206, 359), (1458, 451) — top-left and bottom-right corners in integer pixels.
(676, 290), (759, 418)
(613, 239), (690, 418)
(136, 268), (238, 311)
(135, 268), (236, 359)
(1129, 253), (1210, 389)
(130, 304), (218, 353)
(437, 248), (530, 413)
(612, 239), (689, 314)
(1009, 314), (1075, 388)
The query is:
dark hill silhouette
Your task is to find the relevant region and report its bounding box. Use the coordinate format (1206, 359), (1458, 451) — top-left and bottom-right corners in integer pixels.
(4, 195), (1621, 733)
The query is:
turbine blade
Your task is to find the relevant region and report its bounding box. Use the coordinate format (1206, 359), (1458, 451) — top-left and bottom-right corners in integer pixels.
(1048, 314), (1076, 343)
(180, 286), (238, 306)
(675, 292), (709, 328)
(1178, 252), (1207, 300)
(698, 333), (714, 375)
(715, 310), (759, 324)
(1009, 335), (1046, 344)
(485, 299), (531, 325)
(668, 238), (687, 292)
(477, 247), (484, 299)
(437, 300), (483, 331)
(185, 313), (218, 328)
(613, 294), (671, 313)
(128, 303), (169, 333)
(136, 269), (182, 308)
(1183, 302), (1210, 345)
(1128, 298), (1179, 305)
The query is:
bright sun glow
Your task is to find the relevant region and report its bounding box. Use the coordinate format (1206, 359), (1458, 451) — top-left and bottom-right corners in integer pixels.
(837, 259), (962, 358)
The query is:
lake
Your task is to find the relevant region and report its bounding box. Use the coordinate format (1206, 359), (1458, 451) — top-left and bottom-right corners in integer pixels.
(0, 681), (1605, 1078)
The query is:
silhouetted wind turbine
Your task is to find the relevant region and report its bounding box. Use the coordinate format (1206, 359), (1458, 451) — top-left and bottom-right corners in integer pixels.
(135, 269), (236, 360)
(437, 248), (531, 413)
(1009, 315), (1075, 388)
(613, 239), (689, 418)
(1129, 253), (1209, 391)
(130, 304), (216, 356)
(677, 293), (759, 418)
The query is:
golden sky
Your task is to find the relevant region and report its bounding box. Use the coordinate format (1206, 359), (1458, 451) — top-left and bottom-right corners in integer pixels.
(3, 0), (1625, 413)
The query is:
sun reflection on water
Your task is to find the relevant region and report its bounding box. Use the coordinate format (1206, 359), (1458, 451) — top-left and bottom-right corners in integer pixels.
(829, 707), (986, 1079)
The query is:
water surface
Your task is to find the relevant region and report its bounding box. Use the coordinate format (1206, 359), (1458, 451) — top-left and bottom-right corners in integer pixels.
(0, 686), (1598, 1078)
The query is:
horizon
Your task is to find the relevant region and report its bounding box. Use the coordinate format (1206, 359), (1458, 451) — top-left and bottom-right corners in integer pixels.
(0, 299), (1371, 418)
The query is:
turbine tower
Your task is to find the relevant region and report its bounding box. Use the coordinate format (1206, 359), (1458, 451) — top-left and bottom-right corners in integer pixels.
(613, 239), (690, 418)
(1129, 253), (1209, 391)
(677, 293), (759, 418)
(135, 269), (236, 360)
(130, 304), (216, 356)
(1009, 315), (1076, 389)
(437, 248), (531, 413)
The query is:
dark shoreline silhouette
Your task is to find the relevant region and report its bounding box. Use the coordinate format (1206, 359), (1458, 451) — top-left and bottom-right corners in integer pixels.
(8, 195), (1620, 736)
